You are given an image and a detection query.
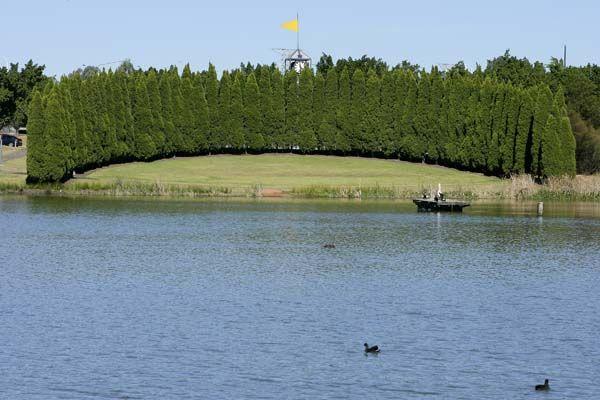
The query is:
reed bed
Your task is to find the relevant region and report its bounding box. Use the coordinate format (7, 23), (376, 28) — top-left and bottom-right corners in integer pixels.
(1, 175), (599, 201)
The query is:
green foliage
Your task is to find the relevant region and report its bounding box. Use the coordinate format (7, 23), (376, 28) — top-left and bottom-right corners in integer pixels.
(131, 77), (156, 159)
(336, 68), (351, 153)
(228, 74), (245, 150)
(24, 59), (578, 182)
(0, 60), (48, 127)
(319, 68), (338, 151)
(25, 90), (46, 181)
(298, 68), (317, 152)
(284, 70), (299, 150)
(217, 71), (232, 149)
(243, 73), (264, 151)
(363, 70), (382, 154)
(205, 63), (220, 150)
(270, 69), (285, 149)
(349, 69), (366, 152)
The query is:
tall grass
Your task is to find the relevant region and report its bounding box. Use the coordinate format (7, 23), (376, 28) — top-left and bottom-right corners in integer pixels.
(503, 174), (600, 201)
(1, 175), (599, 201)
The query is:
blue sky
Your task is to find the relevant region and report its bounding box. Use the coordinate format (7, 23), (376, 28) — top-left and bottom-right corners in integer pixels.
(3, 0), (599, 76)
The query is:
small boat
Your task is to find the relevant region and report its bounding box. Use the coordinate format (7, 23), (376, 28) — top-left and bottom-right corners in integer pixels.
(413, 183), (470, 212)
(412, 198), (470, 212)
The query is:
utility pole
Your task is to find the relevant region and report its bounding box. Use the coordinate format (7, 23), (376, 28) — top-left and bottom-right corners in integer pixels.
(563, 45), (567, 68)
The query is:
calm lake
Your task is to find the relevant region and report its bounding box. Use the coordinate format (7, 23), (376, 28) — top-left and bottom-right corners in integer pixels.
(1, 196), (599, 399)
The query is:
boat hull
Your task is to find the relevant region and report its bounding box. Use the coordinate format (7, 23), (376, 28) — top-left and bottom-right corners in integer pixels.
(412, 199), (470, 212)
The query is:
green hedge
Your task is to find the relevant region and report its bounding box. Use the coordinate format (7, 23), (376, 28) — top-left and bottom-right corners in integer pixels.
(26, 63), (576, 182)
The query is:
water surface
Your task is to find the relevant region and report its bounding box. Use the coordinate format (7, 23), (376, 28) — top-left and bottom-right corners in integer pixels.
(1, 197), (599, 399)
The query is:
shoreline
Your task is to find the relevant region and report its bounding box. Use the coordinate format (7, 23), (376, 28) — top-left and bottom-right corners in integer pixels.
(1, 179), (599, 202)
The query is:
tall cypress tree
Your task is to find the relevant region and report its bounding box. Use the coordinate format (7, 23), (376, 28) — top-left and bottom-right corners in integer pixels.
(553, 87), (576, 175)
(25, 90), (46, 182)
(131, 76), (157, 159)
(112, 71), (131, 159)
(298, 68), (317, 152)
(217, 71), (232, 150)
(65, 74), (91, 168)
(392, 70), (408, 155)
(559, 116), (576, 175)
(429, 69), (444, 160)
(243, 73), (265, 151)
(540, 114), (562, 177)
(229, 74), (245, 151)
(531, 85), (553, 176)
(257, 67), (274, 149)
(118, 71), (136, 159)
(363, 69), (382, 155)
(180, 76), (199, 153)
(205, 63), (220, 151)
(190, 83), (209, 152)
(270, 68), (285, 150)
(41, 89), (71, 181)
(284, 70), (299, 150)
(349, 69), (366, 153)
(414, 70), (431, 158)
(514, 90), (534, 174)
(158, 73), (178, 154)
(146, 70), (166, 155)
(380, 71), (396, 155)
(400, 72), (419, 159)
(336, 67), (351, 153)
(312, 72), (325, 148)
(320, 68), (338, 151)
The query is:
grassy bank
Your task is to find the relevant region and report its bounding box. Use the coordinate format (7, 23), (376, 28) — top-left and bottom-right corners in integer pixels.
(1, 153), (599, 200)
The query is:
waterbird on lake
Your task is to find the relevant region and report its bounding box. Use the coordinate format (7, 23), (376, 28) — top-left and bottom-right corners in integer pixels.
(323, 243), (336, 249)
(364, 343), (380, 353)
(535, 379), (550, 391)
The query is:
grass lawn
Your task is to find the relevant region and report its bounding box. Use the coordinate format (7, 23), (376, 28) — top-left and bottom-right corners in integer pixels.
(72, 154), (503, 192)
(0, 155), (26, 184)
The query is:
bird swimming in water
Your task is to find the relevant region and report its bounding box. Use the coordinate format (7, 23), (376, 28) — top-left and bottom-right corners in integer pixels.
(364, 343), (380, 353)
(323, 243), (336, 249)
(535, 379), (550, 391)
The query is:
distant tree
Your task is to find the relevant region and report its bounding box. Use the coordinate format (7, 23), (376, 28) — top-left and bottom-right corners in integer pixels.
(116, 59), (136, 75)
(380, 71), (396, 155)
(349, 69), (366, 152)
(312, 72), (326, 149)
(363, 69), (382, 154)
(229, 74), (246, 151)
(0, 60), (48, 127)
(284, 70), (299, 150)
(297, 68), (317, 152)
(270, 68), (285, 149)
(335, 67), (351, 153)
(257, 67), (274, 148)
(243, 73), (264, 151)
(316, 53), (334, 75)
(217, 71), (232, 150)
(25, 90), (46, 181)
(39, 89), (71, 181)
(319, 68), (338, 151)
(146, 70), (166, 154)
(131, 76), (157, 159)
(205, 63), (220, 151)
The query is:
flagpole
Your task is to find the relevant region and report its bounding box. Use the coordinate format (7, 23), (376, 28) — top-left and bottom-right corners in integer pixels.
(296, 12), (300, 51)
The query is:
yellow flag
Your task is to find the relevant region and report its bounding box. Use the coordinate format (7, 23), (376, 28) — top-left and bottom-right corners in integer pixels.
(281, 19), (299, 32)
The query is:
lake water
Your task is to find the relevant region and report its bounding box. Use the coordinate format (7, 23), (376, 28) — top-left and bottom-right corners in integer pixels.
(1, 196), (599, 399)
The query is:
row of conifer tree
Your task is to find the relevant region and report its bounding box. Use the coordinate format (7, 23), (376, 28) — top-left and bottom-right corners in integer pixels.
(26, 63), (576, 182)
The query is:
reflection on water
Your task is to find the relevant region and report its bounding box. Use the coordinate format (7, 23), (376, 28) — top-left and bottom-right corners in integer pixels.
(1, 196), (599, 399)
